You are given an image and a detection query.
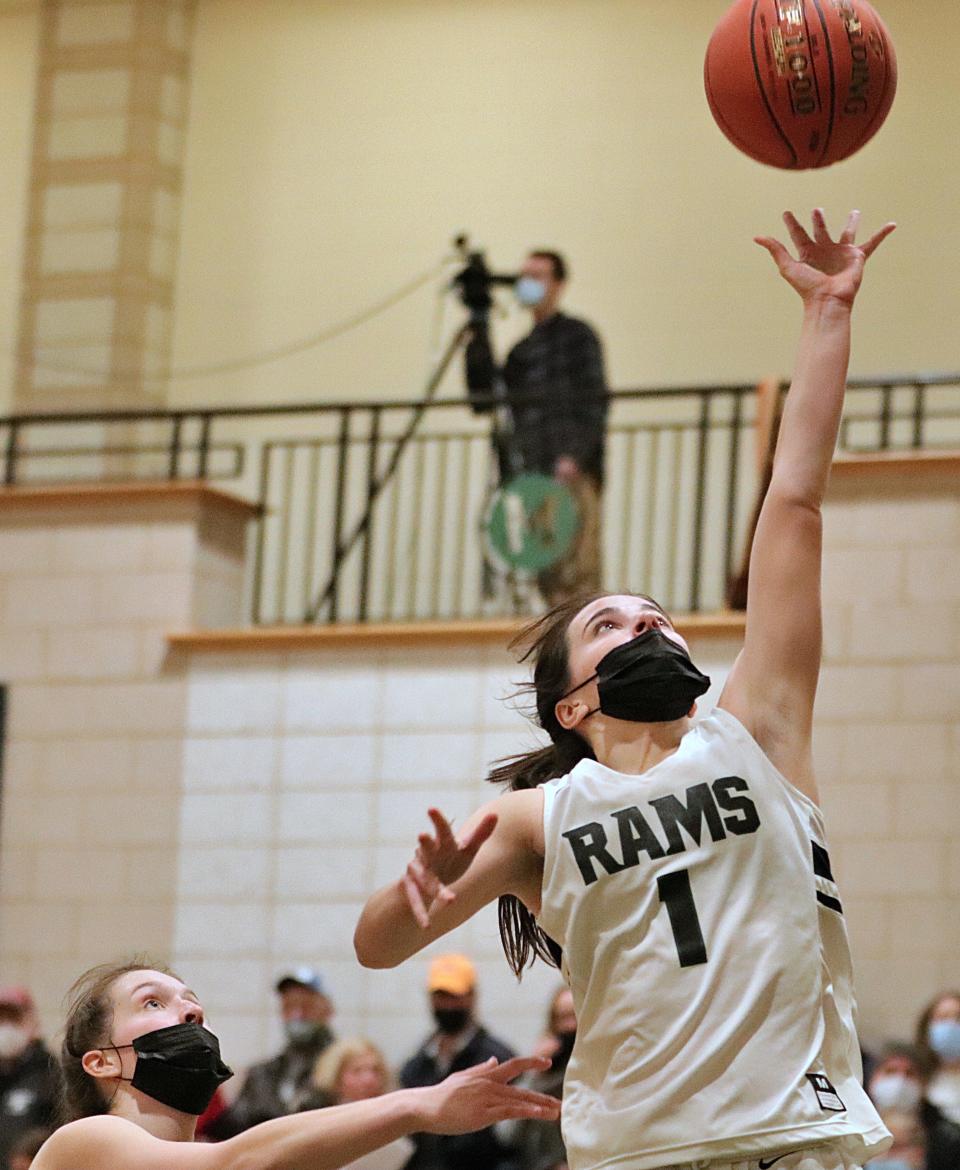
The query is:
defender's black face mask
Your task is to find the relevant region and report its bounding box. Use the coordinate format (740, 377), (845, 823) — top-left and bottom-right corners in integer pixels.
(110, 1022), (233, 1115)
(561, 628), (711, 724)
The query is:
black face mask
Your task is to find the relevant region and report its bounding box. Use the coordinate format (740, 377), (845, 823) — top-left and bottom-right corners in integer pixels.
(433, 1008), (471, 1035)
(563, 628), (711, 724)
(112, 1023), (233, 1115)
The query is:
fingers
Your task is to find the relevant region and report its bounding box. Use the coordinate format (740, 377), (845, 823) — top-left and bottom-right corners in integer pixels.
(402, 870), (431, 929)
(860, 220), (897, 259)
(427, 807), (458, 850)
(460, 812), (498, 859)
(483, 1054), (552, 1084)
(839, 208), (861, 245)
(754, 236), (793, 273)
(403, 857), (455, 929)
(810, 207), (832, 245)
(782, 210), (812, 252)
(486, 1085), (562, 1119)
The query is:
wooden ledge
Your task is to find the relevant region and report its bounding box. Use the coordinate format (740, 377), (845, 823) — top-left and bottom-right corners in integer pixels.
(832, 449), (960, 478)
(0, 481), (260, 518)
(167, 611), (746, 652)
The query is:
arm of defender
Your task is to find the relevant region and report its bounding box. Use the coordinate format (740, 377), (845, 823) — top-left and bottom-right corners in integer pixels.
(34, 1059), (560, 1170)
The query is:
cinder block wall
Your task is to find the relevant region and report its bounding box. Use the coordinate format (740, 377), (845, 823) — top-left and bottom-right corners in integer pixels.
(0, 461), (957, 1075)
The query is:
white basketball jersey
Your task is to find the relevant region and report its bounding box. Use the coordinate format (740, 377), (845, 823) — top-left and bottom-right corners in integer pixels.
(538, 708), (890, 1170)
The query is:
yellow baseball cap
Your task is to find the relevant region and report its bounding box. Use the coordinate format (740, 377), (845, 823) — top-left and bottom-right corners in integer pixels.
(427, 954), (476, 996)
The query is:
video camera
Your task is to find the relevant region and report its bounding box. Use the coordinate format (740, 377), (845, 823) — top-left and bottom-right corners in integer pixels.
(451, 234), (517, 323)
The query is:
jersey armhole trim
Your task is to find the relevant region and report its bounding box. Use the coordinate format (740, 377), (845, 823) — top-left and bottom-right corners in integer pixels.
(711, 705), (825, 825)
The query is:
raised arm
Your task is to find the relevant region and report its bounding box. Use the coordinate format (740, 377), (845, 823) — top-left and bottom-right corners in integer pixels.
(35, 1055), (559, 1170)
(720, 209), (894, 800)
(355, 789), (544, 968)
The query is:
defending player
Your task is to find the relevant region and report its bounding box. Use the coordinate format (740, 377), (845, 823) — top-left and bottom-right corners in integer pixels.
(355, 210), (895, 1170)
(30, 961), (559, 1170)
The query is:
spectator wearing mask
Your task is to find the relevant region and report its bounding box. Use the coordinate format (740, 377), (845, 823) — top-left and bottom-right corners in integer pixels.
(400, 954), (517, 1170)
(918, 991), (960, 1124)
(205, 966), (334, 1138)
(305, 1039), (413, 1170)
(466, 249), (608, 606)
(0, 987), (59, 1170)
(866, 1041), (960, 1170)
(864, 1108), (926, 1170)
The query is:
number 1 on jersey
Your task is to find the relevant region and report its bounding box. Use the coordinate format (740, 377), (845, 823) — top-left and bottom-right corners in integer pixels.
(657, 869), (708, 967)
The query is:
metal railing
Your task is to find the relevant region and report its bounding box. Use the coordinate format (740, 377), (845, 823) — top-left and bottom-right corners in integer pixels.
(0, 372), (956, 624)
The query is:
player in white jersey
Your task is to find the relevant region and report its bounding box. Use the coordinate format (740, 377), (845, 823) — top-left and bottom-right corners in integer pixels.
(355, 209), (896, 1170)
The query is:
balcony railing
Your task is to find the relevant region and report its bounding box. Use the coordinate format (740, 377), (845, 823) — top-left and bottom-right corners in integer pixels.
(0, 372), (956, 624)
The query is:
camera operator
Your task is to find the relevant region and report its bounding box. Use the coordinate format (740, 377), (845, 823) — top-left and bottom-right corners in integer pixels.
(464, 249), (608, 605)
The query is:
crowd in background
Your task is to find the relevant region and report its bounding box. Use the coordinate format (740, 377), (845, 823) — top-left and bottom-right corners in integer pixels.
(0, 959), (958, 1170)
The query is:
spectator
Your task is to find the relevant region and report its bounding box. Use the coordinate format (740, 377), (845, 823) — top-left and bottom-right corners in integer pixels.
(399, 954), (517, 1170)
(917, 991), (960, 1123)
(205, 966), (334, 1138)
(506, 986), (576, 1170)
(0, 987), (59, 1170)
(304, 1039), (413, 1170)
(6, 1128), (51, 1170)
(864, 1108), (925, 1168)
(36, 959), (558, 1170)
(505, 251), (607, 605)
(866, 1039), (960, 1170)
(467, 249), (608, 606)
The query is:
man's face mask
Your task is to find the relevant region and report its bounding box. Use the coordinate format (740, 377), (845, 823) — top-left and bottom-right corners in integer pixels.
(433, 1007), (471, 1035)
(0, 1023), (29, 1061)
(515, 276), (547, 307)
(108, 1022), (233, 1115)
(283, 1018), (329, 1047)
(562, 628), (711, 725)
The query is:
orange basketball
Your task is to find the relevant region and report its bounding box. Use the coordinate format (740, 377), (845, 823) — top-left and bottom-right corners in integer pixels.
(704, 0), (897, 169)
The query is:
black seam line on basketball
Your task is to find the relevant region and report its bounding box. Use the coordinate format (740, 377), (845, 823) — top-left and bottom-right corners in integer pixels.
(855, 33), (896, 148)
(816, 890), (843, 914)
(749, 0), (798, 168)
(810, 0), (836, 166)
(706, 86), (771, 164)
(804, 0), (831, 160)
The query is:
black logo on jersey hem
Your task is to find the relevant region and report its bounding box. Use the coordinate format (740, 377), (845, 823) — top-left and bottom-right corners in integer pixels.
(758, 1156), (789, 1169)
(806, 1072), (846, 1112)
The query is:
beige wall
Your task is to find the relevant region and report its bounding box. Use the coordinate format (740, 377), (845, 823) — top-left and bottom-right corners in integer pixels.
(1, 465), (958, 1068)
(0, 6), (41, 416)
(169, 0), (960, 407)
(3, 2), (957, 410)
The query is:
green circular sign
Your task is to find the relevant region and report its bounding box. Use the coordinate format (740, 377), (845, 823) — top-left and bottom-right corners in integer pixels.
(484, 473), (580, 574)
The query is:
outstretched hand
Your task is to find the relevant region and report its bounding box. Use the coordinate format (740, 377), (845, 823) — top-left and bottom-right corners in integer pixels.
(402, 807), (498, 928)
(416, 1055), (561, 1134)
(755, 209), (895, 307)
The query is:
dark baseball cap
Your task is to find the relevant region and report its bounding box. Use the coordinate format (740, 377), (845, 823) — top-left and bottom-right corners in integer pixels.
(275, 967), (329, 996)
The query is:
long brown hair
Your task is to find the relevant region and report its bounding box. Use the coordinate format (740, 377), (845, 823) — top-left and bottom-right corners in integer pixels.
(914, 989), (960, 1078)
(59, 957), (178, 1123)
(488, 590), (665, 977)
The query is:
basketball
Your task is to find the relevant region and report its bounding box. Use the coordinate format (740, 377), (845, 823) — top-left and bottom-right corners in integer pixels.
(704, 0), (897, 169)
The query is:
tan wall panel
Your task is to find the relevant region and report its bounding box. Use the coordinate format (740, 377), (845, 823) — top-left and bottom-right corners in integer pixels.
(0, 8), (41, 416)
(169, 0), (959, 407)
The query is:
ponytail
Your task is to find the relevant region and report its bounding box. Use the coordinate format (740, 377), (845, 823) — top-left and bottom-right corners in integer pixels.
(487, 593), (605, 977)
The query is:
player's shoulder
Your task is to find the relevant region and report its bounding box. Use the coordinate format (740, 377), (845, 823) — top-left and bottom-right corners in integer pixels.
(32, 1114), (150, 1166)
(486, 787), (546, 858)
